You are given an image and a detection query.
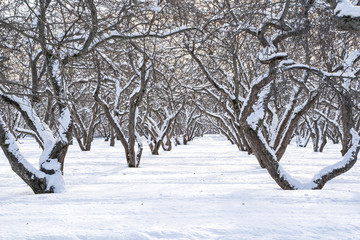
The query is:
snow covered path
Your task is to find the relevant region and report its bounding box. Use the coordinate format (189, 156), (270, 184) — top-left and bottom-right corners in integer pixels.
(0, 135), (359, 239)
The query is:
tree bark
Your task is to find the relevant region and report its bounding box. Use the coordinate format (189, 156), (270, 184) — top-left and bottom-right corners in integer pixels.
(0, 118), (53, 194)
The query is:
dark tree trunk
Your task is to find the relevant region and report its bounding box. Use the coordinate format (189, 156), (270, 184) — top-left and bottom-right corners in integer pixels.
(0, 119), (54, 194)
(110, 127), (115, 147)
(311, 120), (320, 152)
(183, 135), (188, 145)
(340, 93), (353, 156)
(243, 126), (296, 190)
(319, 136), (327, 152)
(151, 141), (162, 155)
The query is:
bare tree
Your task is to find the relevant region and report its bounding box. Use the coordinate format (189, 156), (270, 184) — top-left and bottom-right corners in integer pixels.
(0, 0), (98, 193)
(184, 0), (360, 189)
(94, 42), (150, 167)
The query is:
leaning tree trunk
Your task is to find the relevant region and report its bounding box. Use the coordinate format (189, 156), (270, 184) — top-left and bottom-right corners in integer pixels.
(0, 93), (70, 193)
(243, 123), (360, 190)
(0, 117), (63, 194)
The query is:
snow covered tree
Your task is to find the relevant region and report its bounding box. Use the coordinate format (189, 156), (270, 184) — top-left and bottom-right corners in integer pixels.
(140, 98), (184, 154)
(178, 106), (203, 145)
(91, 0), (195, 165)
(1, 0), (359, 193)
(67, 58), (102, 151)
(0, 0), (98, 193)
(183, 0), (360, 189)
(72, 102), (101, 151)
(139, 53), (186, 154)
(238, 0), (360, 189)
(94, 42), (151, 168)
(326, 0), (360, 31)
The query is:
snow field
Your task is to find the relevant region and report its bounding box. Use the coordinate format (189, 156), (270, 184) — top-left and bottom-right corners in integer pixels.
(0, 135), (359, 239)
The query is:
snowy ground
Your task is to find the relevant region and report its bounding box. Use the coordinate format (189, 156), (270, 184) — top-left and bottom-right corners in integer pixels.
(0, 134), (359, 240)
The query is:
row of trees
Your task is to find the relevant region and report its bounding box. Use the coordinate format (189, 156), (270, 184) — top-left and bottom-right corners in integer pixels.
(0, 0), (359, 193)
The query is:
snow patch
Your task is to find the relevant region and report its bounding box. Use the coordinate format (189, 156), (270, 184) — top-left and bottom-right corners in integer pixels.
(46, 172), (65, 193)
(258, 46), (287, 62)
(41, 159), (61, 173)
(52, 59), (62, 85)
(59, 107), (72, 143)
(247, 83), (271, 130)
(277, 164), (303, 189)
(334, 0), (360, 18)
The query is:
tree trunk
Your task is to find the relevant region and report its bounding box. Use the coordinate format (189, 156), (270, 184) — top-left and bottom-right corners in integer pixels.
(312, 120), (320, 152)
(243, 127), (296, 189)
(110, 127), (115, 147)
(0, 118), (60, 194)
(127, 148), (136, 168)
(319, 136), (327, 152)
(162, 138), (172, 151)
(151, 141), (162, 155)
(340, 93), (353, 156)
(183, 135), (188, 145)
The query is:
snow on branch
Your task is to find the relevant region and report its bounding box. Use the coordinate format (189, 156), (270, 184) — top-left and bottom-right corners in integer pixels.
(334, 0), (360, 18)
(327, 0), (360, 31)
(92, 26), (196, 49)
(280, 59), (359, 79)
(189, 50), (236, 101)
(256, 127), (303, 189)
(196, 104), (239, 141)
(308, 128), (360, 189)
(277, 0), (290, 22)
(58, 107), (72, 143)
(0, 117), (46, 180)
(246, 83), (272, 130)
(63, 0), (98, 61)
(0, 116), (65, 193)
(0, 88), (54, 147)
(315, 109), (343, 136)
(258, 47), (287, 63)
(344, 50), (360, 67)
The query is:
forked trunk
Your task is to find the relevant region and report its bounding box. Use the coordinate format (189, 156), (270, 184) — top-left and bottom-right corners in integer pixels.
(151, 141), (162, 155)
(0, 118), (65, 194)
(244, 124), (360, 190)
